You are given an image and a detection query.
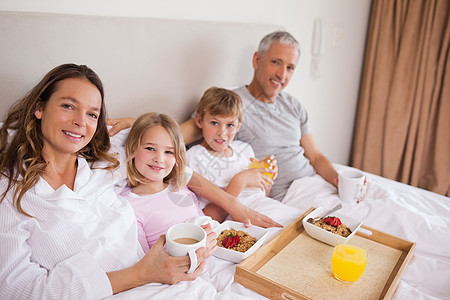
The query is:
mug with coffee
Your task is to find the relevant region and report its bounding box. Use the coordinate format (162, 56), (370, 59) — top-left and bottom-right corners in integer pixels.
(166, 223), (207, 273)
(338, 170), (367, 204)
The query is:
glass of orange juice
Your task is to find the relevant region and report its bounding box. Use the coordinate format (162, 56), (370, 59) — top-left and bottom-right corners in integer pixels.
(248, 161), (274, 179)
(331, 241), (368, 283)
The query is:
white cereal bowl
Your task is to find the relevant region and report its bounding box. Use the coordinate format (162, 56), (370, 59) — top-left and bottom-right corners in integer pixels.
(302, 207), (362, 246)
(213, 220), (269, 263)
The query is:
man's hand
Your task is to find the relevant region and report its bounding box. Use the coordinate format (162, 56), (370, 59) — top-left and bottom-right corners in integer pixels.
(107, 118), (136, 136)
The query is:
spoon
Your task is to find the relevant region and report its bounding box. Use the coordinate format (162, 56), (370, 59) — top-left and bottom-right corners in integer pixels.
(307, 203), (343, 224)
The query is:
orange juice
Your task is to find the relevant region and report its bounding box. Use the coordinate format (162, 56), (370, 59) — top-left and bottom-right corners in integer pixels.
(331, 244), (367, 282)
(248, 161), (274, 179)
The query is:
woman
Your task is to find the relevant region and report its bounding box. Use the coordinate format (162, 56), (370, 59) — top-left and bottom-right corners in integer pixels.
(0, 64), (217, 299)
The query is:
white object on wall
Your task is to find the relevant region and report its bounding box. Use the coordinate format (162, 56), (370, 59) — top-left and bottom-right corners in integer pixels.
(311, 18), (324, 79)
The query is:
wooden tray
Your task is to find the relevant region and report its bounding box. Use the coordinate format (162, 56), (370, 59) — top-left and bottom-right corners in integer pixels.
(235, 207), (416, 300)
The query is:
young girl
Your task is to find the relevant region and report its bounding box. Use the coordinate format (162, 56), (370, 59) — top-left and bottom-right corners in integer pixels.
(121, 112), (210, 253)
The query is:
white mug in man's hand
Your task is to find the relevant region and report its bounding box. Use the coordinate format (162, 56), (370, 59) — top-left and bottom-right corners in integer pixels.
(166, 223), (207, 273)
(338, 170), (367, 204)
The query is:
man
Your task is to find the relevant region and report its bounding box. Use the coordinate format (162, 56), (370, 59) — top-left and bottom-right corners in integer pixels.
(181, 31), (338, 200)
(108, 31), (338, 201)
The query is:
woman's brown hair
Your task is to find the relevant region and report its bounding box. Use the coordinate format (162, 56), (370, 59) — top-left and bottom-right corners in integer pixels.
(125, 112), (187, 191)
(0, 63), (119, 216)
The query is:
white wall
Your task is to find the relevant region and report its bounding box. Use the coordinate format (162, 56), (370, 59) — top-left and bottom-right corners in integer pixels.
(0, 0), (372, 165)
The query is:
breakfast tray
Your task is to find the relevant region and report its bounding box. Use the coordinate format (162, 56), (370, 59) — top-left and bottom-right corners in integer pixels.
(235, 207), (416, 300)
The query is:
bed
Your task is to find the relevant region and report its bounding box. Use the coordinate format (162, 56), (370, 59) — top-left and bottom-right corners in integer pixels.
(106, 160), (450, 300)
(108, 128), (449, 299)
(1, 11), (449, 300)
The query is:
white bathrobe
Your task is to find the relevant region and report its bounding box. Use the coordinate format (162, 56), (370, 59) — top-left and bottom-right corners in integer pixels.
(0, 157), (143, 299)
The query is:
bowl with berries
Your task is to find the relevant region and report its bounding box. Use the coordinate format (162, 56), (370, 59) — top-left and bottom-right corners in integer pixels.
(213, 220), (269, 263)
(302, 207), (362, 246)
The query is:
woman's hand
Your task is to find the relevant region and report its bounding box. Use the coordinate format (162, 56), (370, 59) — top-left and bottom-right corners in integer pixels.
(188, 172), (282, 229)
(201, 223), (217, 258)
(135, 235), (209, 285)
(106, 118), (136, 136)
(141, 225), (216, 284)
(107, 234), (209, 293)
(229, 201), (282, 228)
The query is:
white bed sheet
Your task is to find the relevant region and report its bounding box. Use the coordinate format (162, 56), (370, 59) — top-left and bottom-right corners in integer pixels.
(281, 164), (450, 300)
(109, 164), (450, 300)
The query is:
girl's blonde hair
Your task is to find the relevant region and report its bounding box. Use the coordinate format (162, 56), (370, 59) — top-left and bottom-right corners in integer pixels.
(0, 64), (119, 217)
(125, 112), (187, 190)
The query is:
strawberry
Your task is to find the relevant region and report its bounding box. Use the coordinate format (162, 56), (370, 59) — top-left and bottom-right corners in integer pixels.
(323, 216), (342, 227)
(222, 232), (240, 248)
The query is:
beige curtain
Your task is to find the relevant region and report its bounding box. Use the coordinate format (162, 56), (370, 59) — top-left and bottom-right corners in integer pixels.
(351, 0), (450, 196)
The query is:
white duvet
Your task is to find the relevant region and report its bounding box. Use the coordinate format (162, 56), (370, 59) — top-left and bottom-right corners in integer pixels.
(108, 164), (450, 300)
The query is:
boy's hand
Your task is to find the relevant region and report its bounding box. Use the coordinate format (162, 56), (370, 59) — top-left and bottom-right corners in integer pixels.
(266, 155), (278, 180)
(226, 154), (277, 197)
(236, 169), (273, 192)
(249, 154), (278, 180)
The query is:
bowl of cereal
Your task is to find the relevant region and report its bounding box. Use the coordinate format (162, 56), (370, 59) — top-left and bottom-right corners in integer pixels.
(213, 220), (269, 263)
(302, 207), (362, 246)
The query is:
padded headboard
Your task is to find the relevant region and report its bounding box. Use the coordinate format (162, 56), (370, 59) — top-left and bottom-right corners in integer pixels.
(0, 11), (282, 122)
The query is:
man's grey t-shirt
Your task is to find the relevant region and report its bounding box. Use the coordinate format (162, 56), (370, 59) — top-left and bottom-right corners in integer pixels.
(234, 86), (316, 200)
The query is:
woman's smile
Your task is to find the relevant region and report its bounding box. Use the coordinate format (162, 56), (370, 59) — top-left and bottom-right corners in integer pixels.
(62, 130), (84, 139)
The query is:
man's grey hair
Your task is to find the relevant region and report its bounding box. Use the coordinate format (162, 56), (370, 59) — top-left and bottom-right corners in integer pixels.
(258, 31), (301, 58)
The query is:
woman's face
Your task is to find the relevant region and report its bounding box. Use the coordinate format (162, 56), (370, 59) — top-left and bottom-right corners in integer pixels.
(133, 125), (177, 183)
(34, 78), (102, 159)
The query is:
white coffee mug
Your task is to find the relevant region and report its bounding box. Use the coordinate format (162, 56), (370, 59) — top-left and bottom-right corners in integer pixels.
(338, 170), (367, 203)
(166, 223), (207, 273)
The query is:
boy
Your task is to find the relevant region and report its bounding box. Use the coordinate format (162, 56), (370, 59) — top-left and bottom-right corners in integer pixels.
(186, 87), (278, 222)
